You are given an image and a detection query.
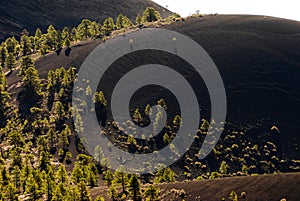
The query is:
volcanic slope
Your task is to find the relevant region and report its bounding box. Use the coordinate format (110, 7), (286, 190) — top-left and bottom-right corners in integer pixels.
(6, 15), (300, 160)
(0, 0), (171, 39)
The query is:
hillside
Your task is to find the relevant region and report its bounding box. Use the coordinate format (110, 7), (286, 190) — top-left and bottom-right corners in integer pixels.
(7, 14), (300, 159)
(1, 13), (300, 200)
(88, 172), (300, 200)
(0, 0), (171, 40)
(158, 172), (300, 201)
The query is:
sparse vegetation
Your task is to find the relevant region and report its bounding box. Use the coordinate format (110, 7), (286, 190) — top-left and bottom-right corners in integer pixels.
(0, 5), (298, 201)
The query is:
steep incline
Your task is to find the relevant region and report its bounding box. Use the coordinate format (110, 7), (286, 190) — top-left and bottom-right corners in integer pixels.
(0, 0), (171, 39)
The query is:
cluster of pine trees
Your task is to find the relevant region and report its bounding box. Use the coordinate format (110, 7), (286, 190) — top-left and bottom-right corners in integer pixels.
(0, 7), (176, 200)
(0, 6), (162, 71)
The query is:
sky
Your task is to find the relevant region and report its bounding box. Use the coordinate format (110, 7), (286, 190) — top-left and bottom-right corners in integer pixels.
(152, 0), (300, 22)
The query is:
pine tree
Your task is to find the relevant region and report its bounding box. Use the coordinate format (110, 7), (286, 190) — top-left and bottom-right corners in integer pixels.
(5, 183), (18, 201)
(56, 30), (63, 49)
(64, 38), (71, 48)
(107, 186), (118, 201)
(102, 17), (115, 35)
(5, 37), (18, 56)
(173, 115), (182, 127)
(89, 21), (101, 38)
(8, 130), (25, 148)
(77, 19), (92, 40)
(22, 66), (43, 97)
(56, 164), (68, 184)
(113, 166), (129, 195)
(59, 125), (71, 149)
(103, 170), (114, 187)
(47, 25), (58, 50)
(136, 14), (143, 26)
(116, 14), (125, 29)
(0, 44), (8, 68)
(72, 163), (85, 183)
(47, 128), (57, 149)
(94, 91), (107, 107)
(34, 28), (43, 51)
(88, 169), (98, 188)
(128, 174), (141, 201)
(77, 181), (91, 201)
(19, 56), (35, 76)
(20, 34), (32, 56)
(145, 185), (160, 201)
(39, 151), (51, 171)
(12, 165), (21, 190)
(154, 167), (176, 183)
(5, 53), (16, 71)
(0, 69), (10, 127)
(163, 133), (171, 144)
(26, 173), (40, 200)
(144, 104), (152, 116)
(71, 27), (78, 42)
(143, 7), (162, 22)
(1, 166), (10, 186)
(219, 161), (229, 175)
(45, 166), (56, 201)
(133, 108), (142, 124)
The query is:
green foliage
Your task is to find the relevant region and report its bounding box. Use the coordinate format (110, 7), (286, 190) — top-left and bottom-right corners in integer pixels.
(128, 174), (141, 201)
(133, 108), (142, 123)
(102, 17), (115, 35)
(116, 14), (133, 29)
(56, 164), (68, 184)
(8, 130), (25, 148)
(22, 66), (43, 97)
(94, 91), (107, 107)
(59, 125), (71, 149)
(72, 163), (85, 183)
(94, 196), (105, 201)
(144, 104), (152, 116)
(173, 115), (182, 127)
(34, 28), (43, 51)
(209, 171), (221, 179)
(157, 98), (167, 110)
(46, 25), (59, 50)
(0, 44), (8, 68)
(145, 185), (160, 201)
(26, 173), (41, 200)
(77, 181), (92, 201)
(219, 161), (229, 175)
(108, 185), (118, 200)
(5, 37), (19, 56)
(0, 69), (10, 125)
(5, 53), (16, 71)
(136, 14), (143, 25)
(143, 7), (162, 22)
(163, 133), (171, 144)
(20, 34), (32, 56)
(113, 166), (129, 194)
(229, 191), (238, 201)
(154, 167), (176, 183)
(200, 119), (210, 130)
(104, 170), (114, 187)
(77, 19), (95, 40)
(19, 56), (35, 76)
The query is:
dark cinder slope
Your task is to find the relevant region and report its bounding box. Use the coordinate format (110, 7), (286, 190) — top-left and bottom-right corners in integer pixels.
(7, 15), (300, 159)
(166, 15), (300, 159)
(159, 172), (300, 201)
(0, 0), (171, 39)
